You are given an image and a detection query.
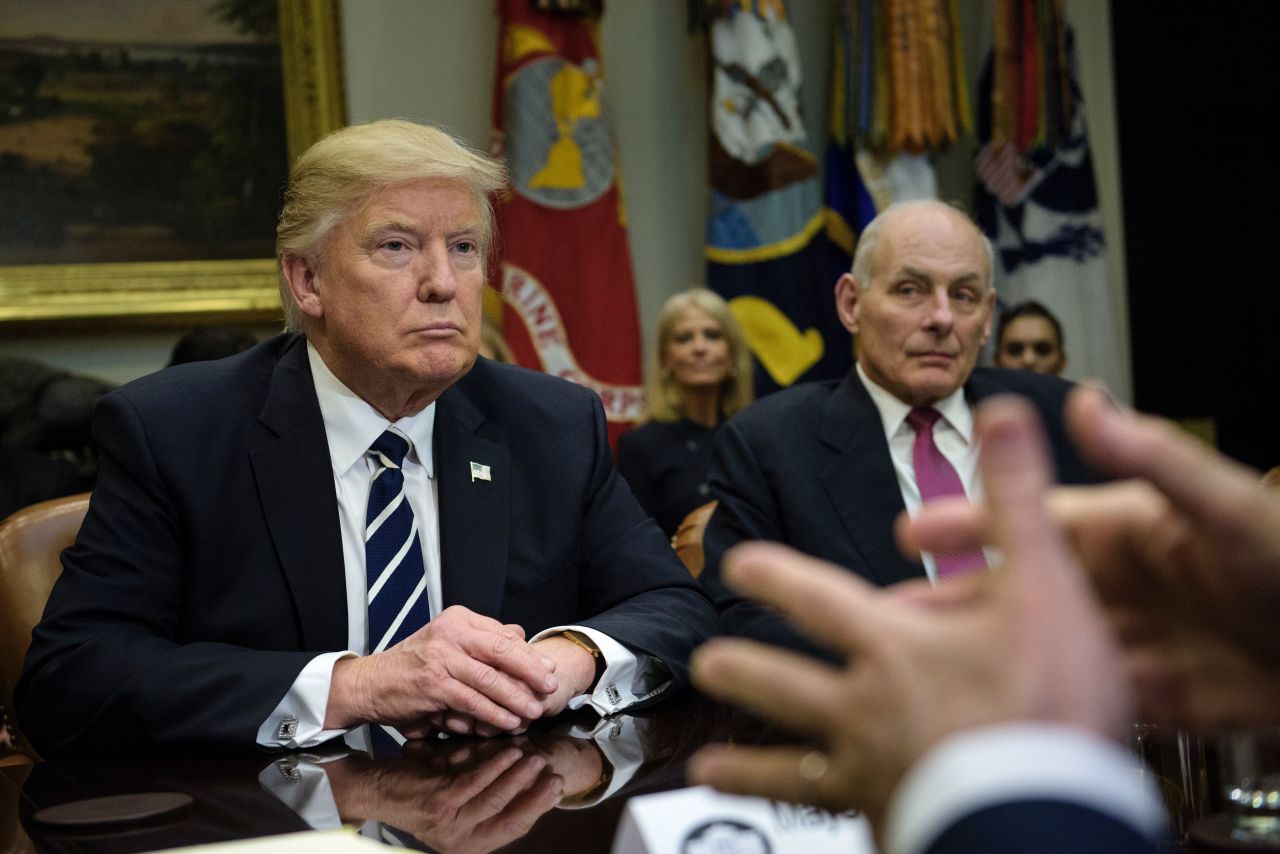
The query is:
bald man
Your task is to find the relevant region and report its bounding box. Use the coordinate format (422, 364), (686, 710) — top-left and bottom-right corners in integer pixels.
(700, 202), (1099, 655)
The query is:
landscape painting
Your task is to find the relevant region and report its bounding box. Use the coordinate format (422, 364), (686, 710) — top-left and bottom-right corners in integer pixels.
(0, 0), (288, 266)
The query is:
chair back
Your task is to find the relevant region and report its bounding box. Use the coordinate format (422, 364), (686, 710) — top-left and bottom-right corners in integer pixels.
(0, 493), (89, 757)
(672, 500), (717, 578)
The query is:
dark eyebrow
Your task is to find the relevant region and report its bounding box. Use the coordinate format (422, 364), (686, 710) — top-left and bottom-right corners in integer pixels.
(897, 266), (985, 289)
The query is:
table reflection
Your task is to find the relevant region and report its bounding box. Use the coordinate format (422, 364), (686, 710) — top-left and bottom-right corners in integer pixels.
(13, 696), (728, 853)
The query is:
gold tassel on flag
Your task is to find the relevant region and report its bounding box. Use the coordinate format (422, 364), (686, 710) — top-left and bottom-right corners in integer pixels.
(859, 0), (969, 155)
(947, 0), (973, 136)
(922, 0), (956, 144)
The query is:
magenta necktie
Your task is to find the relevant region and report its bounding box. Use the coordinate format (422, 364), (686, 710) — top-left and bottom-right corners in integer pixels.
(906, 407), (987, 579)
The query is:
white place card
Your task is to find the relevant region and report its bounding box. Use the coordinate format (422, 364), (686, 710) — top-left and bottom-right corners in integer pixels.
(613, 786), (876, 854)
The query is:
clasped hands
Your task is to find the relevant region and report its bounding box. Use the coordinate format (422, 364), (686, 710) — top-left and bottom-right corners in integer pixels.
(326, 609), (599, 737)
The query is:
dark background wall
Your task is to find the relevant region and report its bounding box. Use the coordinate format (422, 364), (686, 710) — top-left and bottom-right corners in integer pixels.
(1113, 2), (1279, 469)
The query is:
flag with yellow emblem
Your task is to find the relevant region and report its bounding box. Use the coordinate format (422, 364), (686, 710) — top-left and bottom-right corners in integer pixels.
(492, 0), (644, 444)
(703, 0), (853, 397)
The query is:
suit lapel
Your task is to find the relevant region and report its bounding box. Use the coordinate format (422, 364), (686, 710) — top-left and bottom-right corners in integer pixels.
(249, 337), (348, 652)
(434, 379), (511, 617)
(962, 372), (1000, 407)
(817, 371), (925, 586)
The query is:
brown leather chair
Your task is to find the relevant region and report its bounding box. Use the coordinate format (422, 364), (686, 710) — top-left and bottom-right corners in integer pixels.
(0, 493), (89, 759)
(671, 500), (717, 578)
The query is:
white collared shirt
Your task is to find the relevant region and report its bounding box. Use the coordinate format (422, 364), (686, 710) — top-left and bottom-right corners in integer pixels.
(308, 343), (444, 642)
(857, 364), (995, 583)
(257, 343), (654, 749)
(884, 724), (1167, 854)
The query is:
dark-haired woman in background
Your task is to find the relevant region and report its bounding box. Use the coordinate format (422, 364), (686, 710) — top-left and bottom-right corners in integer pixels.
(994, 300), (1067, 375)
(618, 289), (753, 538)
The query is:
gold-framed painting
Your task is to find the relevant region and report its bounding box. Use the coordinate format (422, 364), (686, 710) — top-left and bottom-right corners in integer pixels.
(0, 0), (346, 328)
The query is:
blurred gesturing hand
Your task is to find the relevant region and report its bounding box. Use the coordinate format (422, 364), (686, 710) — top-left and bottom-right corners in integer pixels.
(904, 387), (1280, 726)
(688, 396), (1133, 835)
(1062, 387), (1280, 724)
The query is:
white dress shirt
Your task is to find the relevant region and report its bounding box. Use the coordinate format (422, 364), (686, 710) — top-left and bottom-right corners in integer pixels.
(257, 715), (653, 833)
(884, 723), (1167, 854)
(857, 365), (997, 582)
(256, 343), (656, 749)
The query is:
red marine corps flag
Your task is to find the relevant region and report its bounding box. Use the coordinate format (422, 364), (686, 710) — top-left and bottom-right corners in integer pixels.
(491, 0), (644, 446)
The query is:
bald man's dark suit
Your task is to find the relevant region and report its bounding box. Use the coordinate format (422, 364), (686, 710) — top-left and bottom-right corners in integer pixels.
(700, 366), (1097, 655)
(17, 333), (715, 756)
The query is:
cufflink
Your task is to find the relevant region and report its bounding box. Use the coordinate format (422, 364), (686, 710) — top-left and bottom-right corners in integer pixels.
(275, 757), (302, 781)
(605, 683), (622, 705)
(275, 717), (299, 740)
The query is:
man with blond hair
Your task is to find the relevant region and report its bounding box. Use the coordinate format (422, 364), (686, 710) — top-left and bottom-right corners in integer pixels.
(19, 120), (715, 755)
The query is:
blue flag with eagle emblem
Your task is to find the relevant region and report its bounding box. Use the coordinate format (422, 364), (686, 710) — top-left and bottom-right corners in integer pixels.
(705, 0), (852, 397)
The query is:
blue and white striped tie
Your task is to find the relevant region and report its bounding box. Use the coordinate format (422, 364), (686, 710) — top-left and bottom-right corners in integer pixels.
(365, 430), (431, 654)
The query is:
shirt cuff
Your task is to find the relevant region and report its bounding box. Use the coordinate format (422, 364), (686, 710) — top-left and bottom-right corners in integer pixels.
(883, 723), (1168, 854)
(530, 625), (671, 716)
(257, 755), (346, 830)
(256, 651), (358, 749)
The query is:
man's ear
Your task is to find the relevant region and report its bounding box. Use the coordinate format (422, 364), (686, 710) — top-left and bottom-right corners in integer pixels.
(979, 288), (996, 344)
(281, 253), (324, 320)
(835, 272), (861, 334)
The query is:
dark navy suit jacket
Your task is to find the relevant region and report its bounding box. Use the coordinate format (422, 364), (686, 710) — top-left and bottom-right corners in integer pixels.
(701, 366), (1098, 655)
(17, 334), (715, 755)
(925, 800), (1158, 853)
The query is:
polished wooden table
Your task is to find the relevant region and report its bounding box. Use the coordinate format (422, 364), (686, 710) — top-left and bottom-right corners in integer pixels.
(2, 709), (1270, 853)
(0, 696), (734, 853)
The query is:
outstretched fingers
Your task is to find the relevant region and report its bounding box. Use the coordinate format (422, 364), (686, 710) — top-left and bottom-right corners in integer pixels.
(691, 637), (847, 737)
(976, 395), (1134, 734)
(972, 396), (1063, 574)
(688, 744), (852, 813)
(898, 399), (1065, 576)
(895, 496), (988, 561)
(720, 542), (891, 656)
(1066, 386), (1265, 535)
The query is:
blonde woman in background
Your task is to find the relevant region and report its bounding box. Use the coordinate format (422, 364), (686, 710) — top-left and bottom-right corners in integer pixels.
(617, 289), (753, 537)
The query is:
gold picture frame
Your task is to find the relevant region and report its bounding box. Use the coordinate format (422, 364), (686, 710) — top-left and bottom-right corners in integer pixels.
(0, 0), (346, 329)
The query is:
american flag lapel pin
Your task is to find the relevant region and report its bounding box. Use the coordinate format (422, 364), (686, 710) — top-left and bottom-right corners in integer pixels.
(470, 461), (492, 483)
